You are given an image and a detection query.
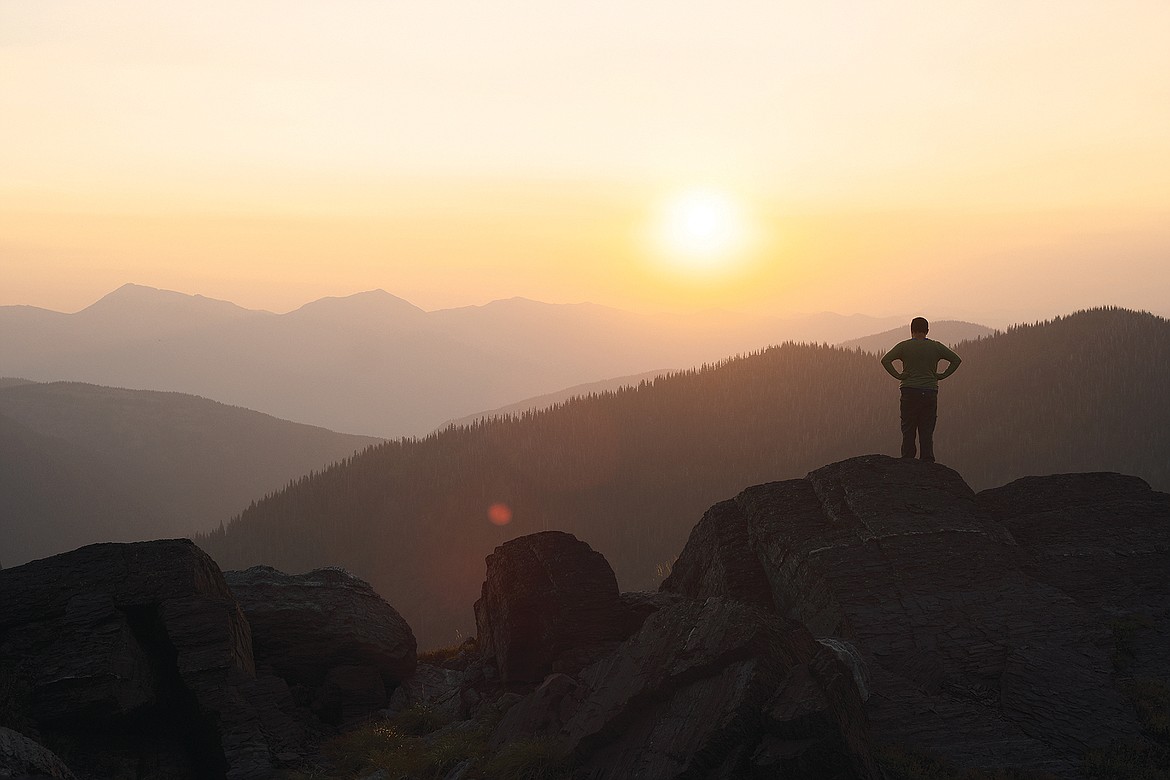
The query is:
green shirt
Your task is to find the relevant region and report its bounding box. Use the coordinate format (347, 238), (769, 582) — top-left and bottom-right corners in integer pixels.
(881, 337), (962, 389)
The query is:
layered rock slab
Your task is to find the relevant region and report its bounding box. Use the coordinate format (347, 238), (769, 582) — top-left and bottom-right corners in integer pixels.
(224, 565), (416, 725)
(223, 565), (416, 687)
(493, 597), (876, 779)
(663, 455), (1149, 775)
(0, 540), (276, 779)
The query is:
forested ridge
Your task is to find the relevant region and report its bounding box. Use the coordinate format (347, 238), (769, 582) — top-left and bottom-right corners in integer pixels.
(197, 307), (1170, 645)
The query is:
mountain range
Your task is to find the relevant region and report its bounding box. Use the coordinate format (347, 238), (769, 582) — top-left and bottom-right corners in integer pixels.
(0, 380), (378, 567)
(197, 307), (1170, 646)
(0, 284), (918, 438)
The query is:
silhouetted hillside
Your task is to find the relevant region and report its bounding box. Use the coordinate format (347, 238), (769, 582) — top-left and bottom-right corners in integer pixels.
(437, 369), (672, 431)
(197, 307), (1170, 646)
(0, 382), (379, 566)
(0, 284), (908, 437)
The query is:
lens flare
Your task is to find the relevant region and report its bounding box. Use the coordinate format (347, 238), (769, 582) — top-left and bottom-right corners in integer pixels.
(487, 503), (513, 526)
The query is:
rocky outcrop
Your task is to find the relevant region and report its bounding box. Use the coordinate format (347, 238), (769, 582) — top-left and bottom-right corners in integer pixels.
(474, 532), (632, 684)
(0, 727), (76, 779)
(223, 565), (416, 724)
(7, 458), (1167, 778)
(0, 540), (277, 779)
(0, 542), (418, 779)
(493, 597), (877, 779)
(662, 455), (1166, 775)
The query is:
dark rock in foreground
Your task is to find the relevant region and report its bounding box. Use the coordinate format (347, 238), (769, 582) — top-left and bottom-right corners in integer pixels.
(496, 597), (877, 779)
(6, 457), (1168, 778)
(0, 541), (418, 778)
(663, 455), (1170, 775)
(224, 565), (416, 725)
(468, 531), (876, 778)
(0, 540), (274, 779)
(474, 531), (633, 684)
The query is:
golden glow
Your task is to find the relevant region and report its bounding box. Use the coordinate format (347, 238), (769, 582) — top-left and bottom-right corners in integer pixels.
(653, 189), (751, 274)
(2, 2), (1170, 317)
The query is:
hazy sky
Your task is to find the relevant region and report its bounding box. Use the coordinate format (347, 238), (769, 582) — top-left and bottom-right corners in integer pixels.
(3, 1), (1169, 321)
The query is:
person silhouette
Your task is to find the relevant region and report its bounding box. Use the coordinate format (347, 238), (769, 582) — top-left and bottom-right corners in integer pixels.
(880, 317), (961, 462)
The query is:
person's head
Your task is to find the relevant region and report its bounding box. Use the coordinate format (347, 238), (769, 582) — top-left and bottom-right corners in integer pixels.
(911, 317), (929, 337)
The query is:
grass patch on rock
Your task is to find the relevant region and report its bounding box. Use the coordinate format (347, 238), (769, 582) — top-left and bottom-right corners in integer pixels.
(279, 714), (572, 780)
(481, 738), (573, 780)
(281, 703), (481, 780)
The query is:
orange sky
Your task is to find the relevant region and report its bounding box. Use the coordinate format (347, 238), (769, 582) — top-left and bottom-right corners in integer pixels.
(3, 1), (1169, 321)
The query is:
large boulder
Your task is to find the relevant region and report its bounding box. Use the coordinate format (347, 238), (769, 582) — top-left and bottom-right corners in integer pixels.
(494, 597), (877, 779)
(473, 532), (630, 684)
(223, 566), (417, 722)
(0, 540), (283, 780)
(663, 455), (1157, 775)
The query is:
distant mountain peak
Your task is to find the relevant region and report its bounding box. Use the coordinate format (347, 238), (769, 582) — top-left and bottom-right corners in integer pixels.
(95, 283), (207, 303)
(287, 289), (427, 321)
(88, 283), (169, 306)
(81, 284), (257, 318)
(109, 282), (157, 296)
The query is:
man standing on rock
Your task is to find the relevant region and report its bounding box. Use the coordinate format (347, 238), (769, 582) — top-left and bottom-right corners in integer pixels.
(880, 317), (962, 463)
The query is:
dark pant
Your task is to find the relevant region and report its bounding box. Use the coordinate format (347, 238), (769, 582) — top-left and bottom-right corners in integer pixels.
(900, 388), (938, 462)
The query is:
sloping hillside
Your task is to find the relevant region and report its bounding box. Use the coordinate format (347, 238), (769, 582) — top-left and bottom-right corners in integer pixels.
(197, 307), (1170, 646)
(0, 412), (151, 567)
(437, 369), (672, 431)
(0, 382), (379, 566)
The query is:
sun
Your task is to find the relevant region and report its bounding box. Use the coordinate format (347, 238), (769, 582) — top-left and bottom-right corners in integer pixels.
(652, 188), (750, 273)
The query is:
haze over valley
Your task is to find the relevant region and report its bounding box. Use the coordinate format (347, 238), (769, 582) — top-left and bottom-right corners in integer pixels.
(1, 283), (921, 438)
